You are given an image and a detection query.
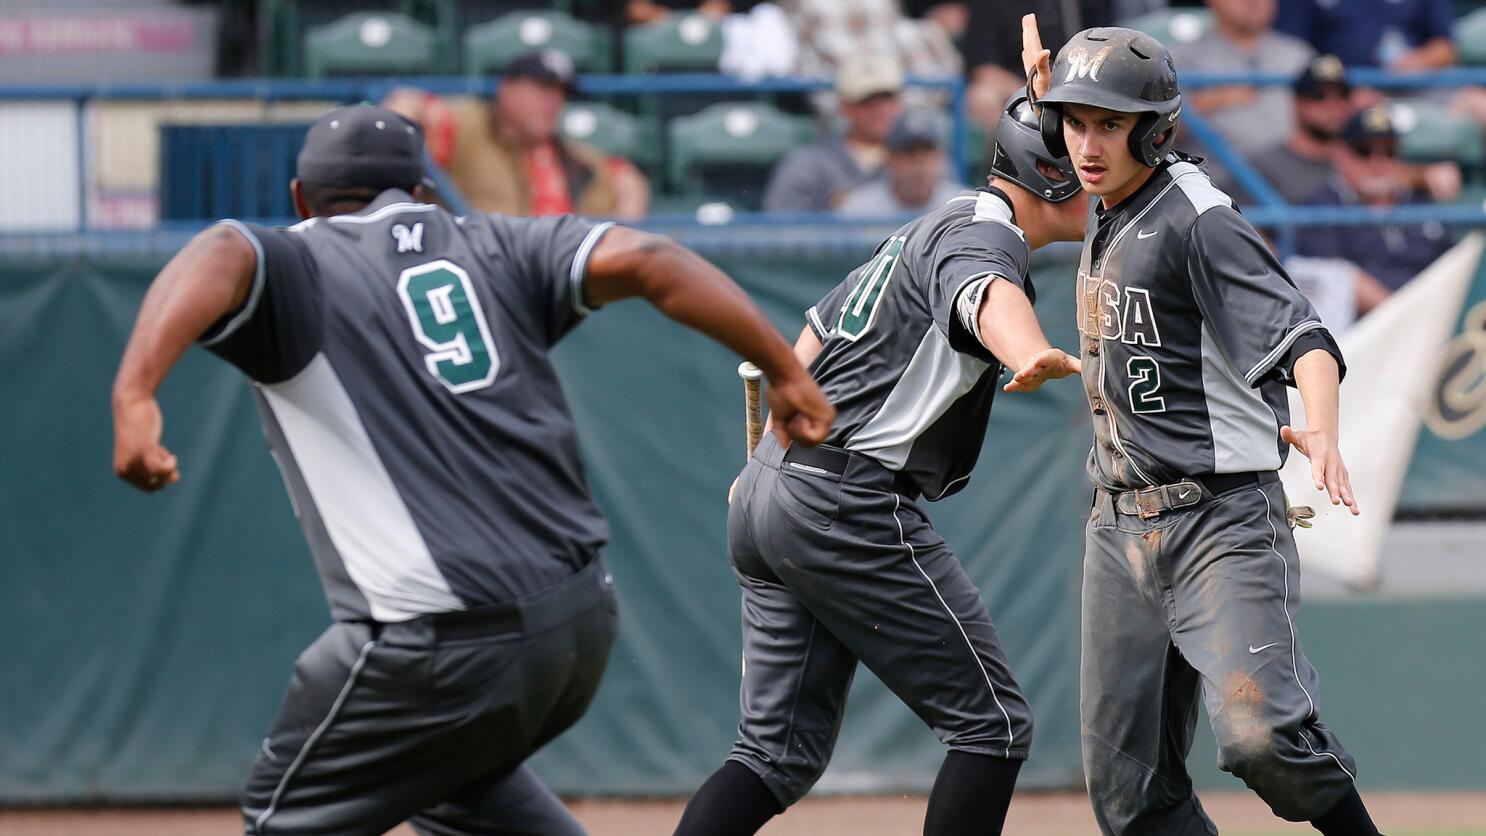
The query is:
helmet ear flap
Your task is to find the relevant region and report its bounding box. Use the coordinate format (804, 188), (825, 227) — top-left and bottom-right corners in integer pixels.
(1040, 103), (1067, 158)
(1129, 110), (1178, 167)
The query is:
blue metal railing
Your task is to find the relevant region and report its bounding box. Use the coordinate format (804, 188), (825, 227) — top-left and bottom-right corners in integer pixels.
(2, 69), (1485, 242)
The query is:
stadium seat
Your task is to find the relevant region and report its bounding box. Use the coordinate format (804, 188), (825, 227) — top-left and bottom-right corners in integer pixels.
(303, 11), (440, 78)
(464, 11), (610, 76)
(1457, 9), (1486, 65)
(561, 102), (656, 167)
(667, 102), (814, 208)
(624, 13), (724, 73)
(1121, 8), (1213, 47)
(1392, 100), (1485, 165)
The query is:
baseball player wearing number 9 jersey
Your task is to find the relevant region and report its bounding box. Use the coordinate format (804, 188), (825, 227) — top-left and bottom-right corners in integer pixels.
(1022, 17), (1382, 835)
(675, 93), (1090, 836)
(110, 103), (833, 835)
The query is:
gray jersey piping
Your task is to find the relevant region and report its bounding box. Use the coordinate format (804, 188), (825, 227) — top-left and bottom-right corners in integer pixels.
(1169, 162), (1232, 215)
(568, 222), (616, 317)
(806, 305), (831, 338)
(1245, 320), (1324, 385)
(203, 220), (267, 346)
(1090, 176), (1185, 486)
(325, 202), (439, 225)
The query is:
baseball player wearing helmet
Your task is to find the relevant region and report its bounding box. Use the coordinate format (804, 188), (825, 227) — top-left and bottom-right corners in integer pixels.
(674, 94), (1089, 836)
(111, 103), (833, 835)
(1023, 16), (1381, 835)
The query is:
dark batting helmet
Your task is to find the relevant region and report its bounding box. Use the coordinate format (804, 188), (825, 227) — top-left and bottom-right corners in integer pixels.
(1037, 27), (1181, 168)
(990, 89), (1081, 202)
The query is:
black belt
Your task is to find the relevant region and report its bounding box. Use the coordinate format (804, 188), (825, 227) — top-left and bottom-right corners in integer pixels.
(1103, 471), (1267, 519)
(781, 443), (921, 499)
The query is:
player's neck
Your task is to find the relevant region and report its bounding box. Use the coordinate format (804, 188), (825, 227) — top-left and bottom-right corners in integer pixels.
(1099, 166), (1158, 211)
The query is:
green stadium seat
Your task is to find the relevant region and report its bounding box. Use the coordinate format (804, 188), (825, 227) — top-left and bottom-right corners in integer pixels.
(624, 13), (723, 73)
(1392, 100), (1485, 165)
(561, 102), (656, 167)
(1457, 9), (1486, 65)
(463, 11), (609, 77)
(303, 11), (440, 78)
(1121, 8), (1213, 48)
(667, 102), (814, 208)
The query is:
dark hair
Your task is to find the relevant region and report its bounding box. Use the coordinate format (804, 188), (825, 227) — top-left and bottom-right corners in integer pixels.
(298, 181), (415, 216)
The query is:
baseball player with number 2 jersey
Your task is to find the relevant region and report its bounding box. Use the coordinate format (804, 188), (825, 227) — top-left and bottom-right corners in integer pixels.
(1023, 17), (1384, 835)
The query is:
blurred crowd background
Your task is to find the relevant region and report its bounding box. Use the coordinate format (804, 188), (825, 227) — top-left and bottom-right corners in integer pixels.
(2, 0), (1485, 333)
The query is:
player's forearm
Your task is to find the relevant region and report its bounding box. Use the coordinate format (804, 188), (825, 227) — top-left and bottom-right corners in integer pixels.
(592, 232), (804, 383)
(112, 226), (255, 403)
(974, 277), (1053, 370)
(1293, 348), (1341, 436)
(1392, 37), (1455, 71)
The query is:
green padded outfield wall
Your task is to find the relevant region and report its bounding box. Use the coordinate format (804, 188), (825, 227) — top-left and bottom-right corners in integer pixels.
(0, 244), (1482, 802)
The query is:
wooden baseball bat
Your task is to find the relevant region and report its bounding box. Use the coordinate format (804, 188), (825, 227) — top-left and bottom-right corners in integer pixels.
(738, 361), (764, 460)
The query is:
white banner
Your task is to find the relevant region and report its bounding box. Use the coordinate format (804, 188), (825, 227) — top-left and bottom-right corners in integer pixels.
(1282, 233), (1484, 588)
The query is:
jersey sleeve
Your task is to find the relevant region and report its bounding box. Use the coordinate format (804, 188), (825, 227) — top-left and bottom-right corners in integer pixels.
(199, 221), (323, 383)
(805, 271), (856, 342)
(490, 214), (616, 346)
(1187, 207), (1346, 387)
(930, 217), (1031, 361)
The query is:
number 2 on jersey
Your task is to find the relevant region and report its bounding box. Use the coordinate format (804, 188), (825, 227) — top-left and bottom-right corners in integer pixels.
(838, 236), (905, 341)
(1126, 356), (1166, 413)
(397, 260), (500, 393)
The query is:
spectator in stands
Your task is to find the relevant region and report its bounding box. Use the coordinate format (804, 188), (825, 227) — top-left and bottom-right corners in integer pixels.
(1171, 0), (1313, 157)
(1247, 55), (1357, 205)
(1276, 0), (1453, 70)
(763, 54), (904, 212)
(962, 0), (1111, 131)
(837, 108), (964, 217)
(781, 0), (961, 84)
(1297, 105), (1454, 293)
(383, 51), (649, 220)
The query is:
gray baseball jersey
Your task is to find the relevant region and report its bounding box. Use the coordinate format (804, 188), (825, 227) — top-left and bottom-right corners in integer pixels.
(804, 187), (1032, 500)
(1073, 154), (1344, 491)
(201, 189), (615, 623)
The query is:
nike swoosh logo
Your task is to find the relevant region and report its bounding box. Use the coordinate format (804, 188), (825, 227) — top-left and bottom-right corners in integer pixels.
(1137, 229), (1159, 239)
(1248, 642), (1279, 654)
(1177, 489), (1194, 500)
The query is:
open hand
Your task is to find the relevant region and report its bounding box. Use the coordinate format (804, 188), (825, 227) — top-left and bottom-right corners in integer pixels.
(1022, 14), (1052, 101)
(1280, 425), (1359, 515)
(114, 394), (180, 492)
(765, 371), (835, 448)
(1005, 348), (1080, 393)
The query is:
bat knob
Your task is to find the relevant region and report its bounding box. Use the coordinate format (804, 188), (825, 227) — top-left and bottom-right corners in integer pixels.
(738, 362), (763, 381)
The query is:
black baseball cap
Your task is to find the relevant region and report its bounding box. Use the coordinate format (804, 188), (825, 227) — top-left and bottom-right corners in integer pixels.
(1293, 54), (1351, 99)
(1341, 105), (1399, 148)
(297, 103), (426, 190)
(886, 108), (945, 152)
(504, 49), (576, 91)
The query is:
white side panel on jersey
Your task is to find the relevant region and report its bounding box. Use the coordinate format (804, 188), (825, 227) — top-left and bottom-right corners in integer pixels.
(1169, 162), (1233, 215)
(1200, 324), (1282, 473)
(846, 328), (989, 470)
(261, 353), (465, 621)
(973, 191), (1026, 242)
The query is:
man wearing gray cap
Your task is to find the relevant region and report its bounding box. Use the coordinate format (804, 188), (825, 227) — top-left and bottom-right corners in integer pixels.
(763, 53), (905, 212)
(837, 108), (966, 218)
(111, 103), (834, 835)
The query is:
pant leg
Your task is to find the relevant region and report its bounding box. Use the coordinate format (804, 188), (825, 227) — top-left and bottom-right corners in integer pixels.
(752, 461), (1033, 766)
(409, 765), (584, 836)
(726, 459), (859, 808)
(1081, 496), (1216, 836)
(1166, 480), (1357, 822)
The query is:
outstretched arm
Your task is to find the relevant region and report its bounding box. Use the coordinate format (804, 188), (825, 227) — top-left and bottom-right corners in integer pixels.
(112, 225), (258, 492)
(971, 278), (1080, 393)
(585, 227), (834, 446)
(1281, 349), (1359, 515)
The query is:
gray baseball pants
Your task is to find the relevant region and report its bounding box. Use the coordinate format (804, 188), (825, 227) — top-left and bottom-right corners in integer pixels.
(241, 558), (617, 835)
(725, 435), (1033, 808)
(1081, 475), (1358, 834)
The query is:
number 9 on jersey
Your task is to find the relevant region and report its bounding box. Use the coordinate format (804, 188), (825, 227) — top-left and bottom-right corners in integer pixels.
(397, 259), (500, 394)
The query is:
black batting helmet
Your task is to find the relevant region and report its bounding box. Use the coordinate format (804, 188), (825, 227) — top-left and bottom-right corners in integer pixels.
(990, 90), (1081, 202)
(1038, 27), (1181, 168)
